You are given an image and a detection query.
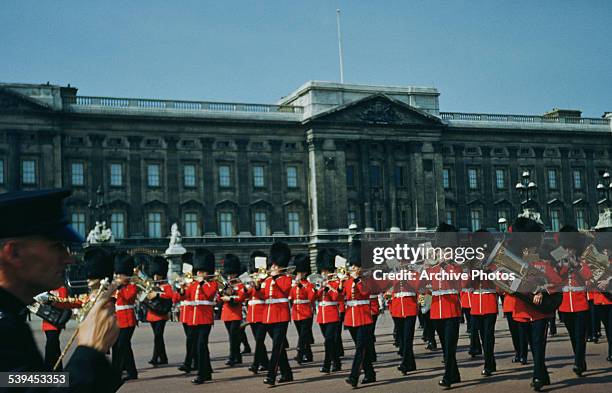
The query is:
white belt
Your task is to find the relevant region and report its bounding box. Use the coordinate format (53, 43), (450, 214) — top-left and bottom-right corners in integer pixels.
(265, 298), (289, 304)
(394, 292), (416, 298)
(369, 295), (379, 299)
(473, 289), (497, 294)
(248, 300), (265, 306)
(319, 301), (339, 307)
(292, 299), (311, 304)
(181, 301), (195, 306)
(461, 288), (474, 293)
(193, 300), (216, 306)
(346, 300), (370, 307)
(562, 286), (586, 293)
(115, 305), (135, 311)
(432, 289), (459, 296)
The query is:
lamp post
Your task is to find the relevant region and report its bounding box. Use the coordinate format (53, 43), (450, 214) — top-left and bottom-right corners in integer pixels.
(515, 170), (542, 224)
(594, 171), (612, 230)
(88, 185), (108, 224)
(86, 185), (113, 244)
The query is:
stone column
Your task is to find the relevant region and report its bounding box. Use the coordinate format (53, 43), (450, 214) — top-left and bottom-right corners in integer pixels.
(481, 146), (493, 228)
(507, 147), (520, 218)
(200, 138), (216, 234)
(333, 140), (349, 231)
(235, 138), (251, 235)
(164, 136), (180, 225)
(559, 148), (573, 222)
(6, 131), (20, 191)
(269, 139), (284, 234)
(385, 143), (399, 231)
(410, 142), (425, 229)
(307, 134), (326, 233)
(453, 144), (467, 229)
(432, 142), (446, 227)
(584, 148), (598, 221)
(359, 140), (374, 231)
(127, 136), (143, 237)
(534, 147), (546, 222)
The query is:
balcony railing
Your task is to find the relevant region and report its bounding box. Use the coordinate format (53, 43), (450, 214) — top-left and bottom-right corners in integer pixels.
(440, 112), (610, 125)
(63, 95), (303, 114)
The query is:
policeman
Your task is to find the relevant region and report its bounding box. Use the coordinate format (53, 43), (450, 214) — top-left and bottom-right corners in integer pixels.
(145, 255), (174, 366)
(112, 252), (139, 381)
(0, 188), (120, 391)
(341, 240), (376, 388)
(185, 248), (217, 384)
(220, 253), (246, 366)
(289, 253), (315, 364)
(425, 223), (462, 389)
(260, 242), (294, 386)
(315, 249), (342, 373)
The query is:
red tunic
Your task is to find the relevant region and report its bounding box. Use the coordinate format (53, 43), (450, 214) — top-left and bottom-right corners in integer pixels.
(262, 274), (292, 324)
(425, 263), (462, 320)
(41, 286), (81, 331)
(246, 286), (266, 323)
(221, 283), (246, 321)
(175, 290), (193, 324)
(469, 279), (498, 316)
(460, 273), (473, 309)
(186, 280), (218, 325)
(342, 277), (373, 327)
(558, 262), (592, 313)
(389, 277), (420, 318)
(503, 292), (515, 313)
(115, 284), (138, 328)
(146, 283), (174, 322)
(512, 259), (562, 322)
(289, 279), (315, 321)
(316, 280), (341, 324)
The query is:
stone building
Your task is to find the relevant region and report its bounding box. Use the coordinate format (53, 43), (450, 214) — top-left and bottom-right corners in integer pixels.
(0, 80), (610, 261)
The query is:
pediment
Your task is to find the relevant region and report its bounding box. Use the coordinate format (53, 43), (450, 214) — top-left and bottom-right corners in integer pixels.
(309, 94), (442, 126)
(0, 88), (52, 112)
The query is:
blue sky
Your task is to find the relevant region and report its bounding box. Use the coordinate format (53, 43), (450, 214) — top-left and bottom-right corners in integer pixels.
(1, 0), (610, 117)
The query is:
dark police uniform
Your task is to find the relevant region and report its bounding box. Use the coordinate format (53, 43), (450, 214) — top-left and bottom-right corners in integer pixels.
(0, 188), (121, 392)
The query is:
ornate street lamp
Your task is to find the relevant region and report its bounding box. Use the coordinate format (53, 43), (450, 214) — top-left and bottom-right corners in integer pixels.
(515, 170), (543, 224)
(86, 185), (113, 244)
(594, 171), (612, 229)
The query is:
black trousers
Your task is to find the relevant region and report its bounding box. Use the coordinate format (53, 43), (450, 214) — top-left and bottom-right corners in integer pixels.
(112, 326), (137, 378)
(518, 320), (531, 362)
(472, 314), (497, 372)
(150, 320), (168, 363)
(587, 300), (600, 339)
(240, 326), (251, 351)
(422, 311), (437, 347)
(462, 308), (472, 332)
(224, 320), (242, 363)
(266, 322), (292, 380)
(560, 311), (587, 370)
(596, 304), (612, 358)
(249, 322), (269, 369)
(347, 324), (375, 380)
(337, 312), (345, 356)
(319, 321), (341, 368)
(505, 312), (521, 359)
(469, 314), (483, 355)
(397, 316), (417, 371)
(44, 330), (62, 371)
(393, 317), (405, 354)
(527, 319), (549, 383)
(182, 323), (197, 369)
(294, 318), (313, 359)
(195, 324), (213, 378)
(433, 317), (460, 384)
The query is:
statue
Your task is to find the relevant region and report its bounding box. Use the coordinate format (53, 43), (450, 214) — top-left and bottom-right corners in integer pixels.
(165, 222), (186, 256)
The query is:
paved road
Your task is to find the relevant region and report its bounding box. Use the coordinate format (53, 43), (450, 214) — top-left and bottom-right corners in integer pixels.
(31, 313), (611, 393)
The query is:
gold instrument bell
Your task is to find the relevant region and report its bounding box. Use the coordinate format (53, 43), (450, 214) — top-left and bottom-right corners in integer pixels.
(484, 240), (530, 293)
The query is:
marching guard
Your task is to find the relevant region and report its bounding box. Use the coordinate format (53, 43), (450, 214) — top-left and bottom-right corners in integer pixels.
(220, 253), (246, 366)
(289, 253), (315, 364)
(146, 255), (174, 366)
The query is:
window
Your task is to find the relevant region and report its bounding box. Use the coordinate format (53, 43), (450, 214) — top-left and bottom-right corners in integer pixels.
(253, 166), (265, 188)
(470, 209), (482, 231)
(254, 212), (268, 236)
(375, 210), (384, 231)
(548, 169), (558, 190)
(495, 169), (506, 190)
(468, 168), (478, 190)
(147, 212), (162, 238)
(348, 210), (357, 226)
(286, 166), (298, 188)
(111, 212), (125, 239)
(71, 163), (84, 186)
(572, 170), (582, 190)
(22, 160), (36, 185)
(370, 165), (381, 188)
(395, 166), (406, 187)
(346, 165), (355, 188)
(71, 213), (86, 239)
(446, 211), (454, 226)
(287, 212), (300, 235)
(219, 165), (231, 187)
(0, 159), (4, 184)
(575, 209), (587, 230)
(184, 212), (199, 237)
(219, 212), (233, 236)
(550, 209), (560, 231)
(110, 163), (123, 186)
(147, 164), (160, 187)
(183, 164), (196, 188)
(442, 168), (450, 190)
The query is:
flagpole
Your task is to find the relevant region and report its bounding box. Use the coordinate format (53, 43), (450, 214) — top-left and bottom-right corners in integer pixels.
(336, 9), (345, 83)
